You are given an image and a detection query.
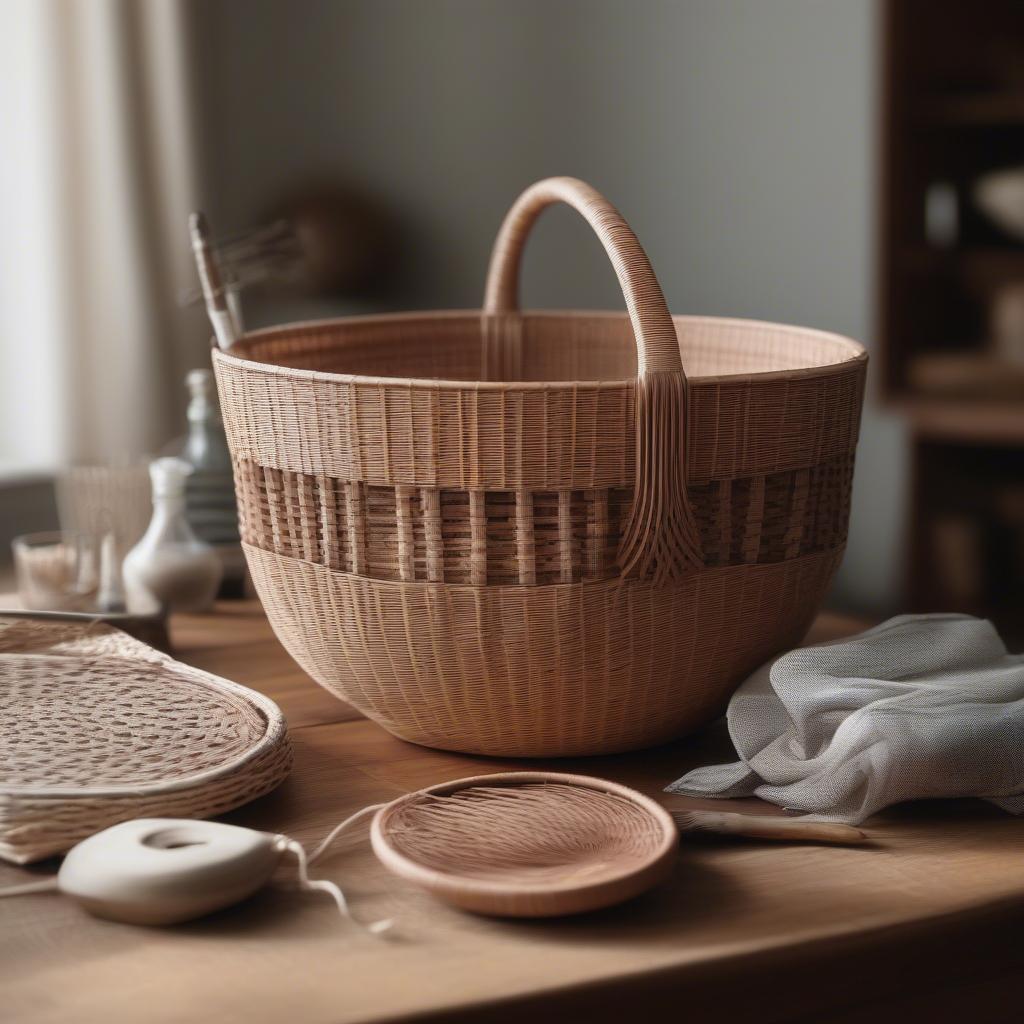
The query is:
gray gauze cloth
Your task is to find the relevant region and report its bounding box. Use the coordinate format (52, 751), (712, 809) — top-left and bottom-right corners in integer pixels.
(666, 613), (1024, 823)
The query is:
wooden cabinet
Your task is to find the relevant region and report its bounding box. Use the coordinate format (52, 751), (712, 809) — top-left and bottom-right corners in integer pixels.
(880, 0), (1024, 640)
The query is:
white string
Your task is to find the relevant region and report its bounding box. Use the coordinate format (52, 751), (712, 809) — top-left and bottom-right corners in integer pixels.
(307, 803), (386, 864)
(276, 802), (393, 936)
(276, 837), (392, 936)
(0, 803), (394, 934)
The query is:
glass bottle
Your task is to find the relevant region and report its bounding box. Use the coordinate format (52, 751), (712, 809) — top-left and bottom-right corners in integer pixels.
(178, 369), (245, 597)
(181, 368), (232, 476)
(122, 458), (223, 613)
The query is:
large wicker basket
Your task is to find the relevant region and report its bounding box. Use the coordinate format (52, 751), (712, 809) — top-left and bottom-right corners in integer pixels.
(193, 178), (867, 757)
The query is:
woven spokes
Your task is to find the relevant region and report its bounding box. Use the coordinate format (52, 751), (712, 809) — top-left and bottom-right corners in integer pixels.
(371, 771), (678, 915)
(383, 783), (666, 885)
(232, 454), (854, 587)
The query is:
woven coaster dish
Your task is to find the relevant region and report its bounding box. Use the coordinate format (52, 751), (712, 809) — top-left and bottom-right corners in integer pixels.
(194, 176), (867, 757)
(0, 616), (291, 864)
(370, 772), (677, 917)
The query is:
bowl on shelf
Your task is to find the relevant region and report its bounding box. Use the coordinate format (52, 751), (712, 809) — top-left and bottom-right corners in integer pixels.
(973, 166), (1024, 240)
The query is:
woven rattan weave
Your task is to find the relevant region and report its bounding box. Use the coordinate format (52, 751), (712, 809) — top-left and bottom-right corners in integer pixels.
(0, 617), (291, 864)
(199, 177), (867, 757)
(370, 772), (677, 917)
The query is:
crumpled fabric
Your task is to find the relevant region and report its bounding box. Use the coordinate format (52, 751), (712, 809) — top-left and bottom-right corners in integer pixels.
(666, 614), (1024, 823)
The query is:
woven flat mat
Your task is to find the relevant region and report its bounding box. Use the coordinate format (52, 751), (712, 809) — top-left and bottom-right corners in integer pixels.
(0, 616), (291, 864)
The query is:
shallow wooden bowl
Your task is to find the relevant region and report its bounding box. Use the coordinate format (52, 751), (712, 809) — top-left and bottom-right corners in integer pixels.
(370, 771), (677, 917)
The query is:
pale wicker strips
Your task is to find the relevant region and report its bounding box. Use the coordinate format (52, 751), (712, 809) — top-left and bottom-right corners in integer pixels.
(783, 468), (811, 560)
(214, 332), (864, 489)
(469, 490), (487, 585)
(317, 474), (341, 570)
(587, 487), (609, 580)
(233, 454), (856, 585)
(485, 177), (702, 584)
(743, 476), (767, 564)
(557, 490), (573, 583)
(245, 543), (840, 756)
(198, 176), (866, 757)
(0, 617), (291, 864)
(345, 481), (366, 576)
(485, 178), (681, 374)
(617, 370), (704, 583)
(515, 489), (536, 585)
(395, 485), (415, 582)
(421, 487), (444, 582)
(716, 477), (732, 564)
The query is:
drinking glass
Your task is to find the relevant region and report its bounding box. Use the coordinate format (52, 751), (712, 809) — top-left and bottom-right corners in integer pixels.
(11, 532), (98, 610)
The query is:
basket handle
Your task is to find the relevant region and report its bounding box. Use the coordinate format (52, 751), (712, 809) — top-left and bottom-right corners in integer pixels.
(484, 177), (682, 375)
(484, 177), (703, 582)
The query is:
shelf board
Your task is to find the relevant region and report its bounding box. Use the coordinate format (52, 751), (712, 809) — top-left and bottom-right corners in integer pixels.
(914, 93), (1024, 125)
(896, 394), (1024, 444)
(898, 246), (1024, 286)
(907, 352), (1024, 400)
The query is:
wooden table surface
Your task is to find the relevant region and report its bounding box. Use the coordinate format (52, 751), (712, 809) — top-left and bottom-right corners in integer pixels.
(3, 601), (1023, 1023)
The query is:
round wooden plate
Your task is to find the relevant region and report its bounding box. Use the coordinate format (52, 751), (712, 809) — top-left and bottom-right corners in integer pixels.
(370, 771), (677, 917)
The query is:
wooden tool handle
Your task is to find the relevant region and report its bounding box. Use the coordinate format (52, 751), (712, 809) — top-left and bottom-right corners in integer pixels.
(676, 810), (866, 845)
(189, 212), (238, 351)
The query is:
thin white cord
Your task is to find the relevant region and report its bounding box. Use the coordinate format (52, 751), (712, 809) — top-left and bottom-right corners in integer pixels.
(276, 830), (393, 937)
(0, 878), (59, 898)
(306, 803), (386, 865)
(275, 802), (391, 935)
(0, 803), (394, 935)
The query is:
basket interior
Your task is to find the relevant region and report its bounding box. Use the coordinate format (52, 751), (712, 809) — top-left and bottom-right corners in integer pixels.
(230, 312), (863, 384)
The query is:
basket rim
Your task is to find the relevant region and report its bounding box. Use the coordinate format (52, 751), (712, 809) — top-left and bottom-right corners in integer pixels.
(369, 770), (678, 901)
(214, 310), (867, 391)
(0, 618), (289, 800)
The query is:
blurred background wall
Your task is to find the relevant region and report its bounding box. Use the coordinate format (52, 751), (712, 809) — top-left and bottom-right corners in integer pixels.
(192, 0), (901, 614)
(1, 0), (911, 616)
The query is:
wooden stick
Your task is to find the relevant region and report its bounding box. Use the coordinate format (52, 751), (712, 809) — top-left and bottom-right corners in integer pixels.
(189, 212), (238, 351)
(673, 810), (866, 845)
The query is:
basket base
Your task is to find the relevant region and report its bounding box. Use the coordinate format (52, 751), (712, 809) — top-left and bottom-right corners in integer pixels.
(243, 544), (842, 758)
(373, 713), (721, 759)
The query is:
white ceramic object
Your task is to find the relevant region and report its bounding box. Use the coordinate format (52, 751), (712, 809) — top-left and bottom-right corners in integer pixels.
(924, 180), (958, 248)
(58, 818), (282, 925)
(974, 166), (1024, 240)
(123, 458), (223, 613)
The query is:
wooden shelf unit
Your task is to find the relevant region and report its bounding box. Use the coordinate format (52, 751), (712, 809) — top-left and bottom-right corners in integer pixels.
(914, 94), (1024, 128)
(880, 0), (1024, 639)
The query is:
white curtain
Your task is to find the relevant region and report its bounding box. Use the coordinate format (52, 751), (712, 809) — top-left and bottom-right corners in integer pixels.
(0, 0), (208, 470)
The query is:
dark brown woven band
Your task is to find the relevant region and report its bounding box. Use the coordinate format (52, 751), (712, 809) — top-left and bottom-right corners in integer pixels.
(233, 453), (852, 586)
